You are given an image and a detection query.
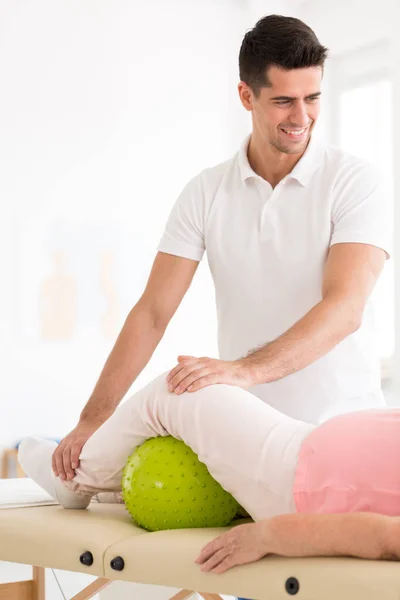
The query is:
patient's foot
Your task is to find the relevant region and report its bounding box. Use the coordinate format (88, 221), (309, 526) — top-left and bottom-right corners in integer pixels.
(18, 438), (91, 509)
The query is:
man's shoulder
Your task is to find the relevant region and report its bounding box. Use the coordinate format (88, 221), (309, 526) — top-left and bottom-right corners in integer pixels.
(323, 142), (377, 179)
(321, 143), (382, 204)
(174, 152), (237, 211)
(191, 153), (237, 191)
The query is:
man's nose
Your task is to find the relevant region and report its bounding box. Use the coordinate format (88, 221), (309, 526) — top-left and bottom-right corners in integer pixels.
(289, 102), (310, 128)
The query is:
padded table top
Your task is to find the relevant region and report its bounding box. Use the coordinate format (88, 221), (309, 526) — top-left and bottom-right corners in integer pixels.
(103, 522), (400, 600)
(0, 493), (400, 599)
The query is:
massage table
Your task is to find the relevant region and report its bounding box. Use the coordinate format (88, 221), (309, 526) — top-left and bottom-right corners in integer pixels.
(0, 479), (399, 600)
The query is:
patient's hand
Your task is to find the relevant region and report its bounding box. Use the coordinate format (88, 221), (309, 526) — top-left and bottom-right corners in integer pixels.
(52, 421), (100, 480)
(195, 521), (270, 574)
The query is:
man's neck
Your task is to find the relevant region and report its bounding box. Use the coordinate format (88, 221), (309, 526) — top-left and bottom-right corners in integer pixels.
(247, 134), (307, 188)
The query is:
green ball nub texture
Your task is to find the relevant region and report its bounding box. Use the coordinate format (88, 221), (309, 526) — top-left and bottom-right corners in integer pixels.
(122, 436), (239, 532)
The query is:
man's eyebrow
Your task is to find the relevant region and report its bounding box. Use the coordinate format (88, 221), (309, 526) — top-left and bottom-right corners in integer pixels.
(270, 92), (322, 101)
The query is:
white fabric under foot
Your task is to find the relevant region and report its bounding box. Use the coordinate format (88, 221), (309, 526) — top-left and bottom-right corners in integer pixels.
(95, 491), (124, 504)
(18, 437), (91, 509)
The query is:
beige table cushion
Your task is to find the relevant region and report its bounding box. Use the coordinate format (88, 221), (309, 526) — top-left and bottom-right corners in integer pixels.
(104, 528), (400, 600)
(0, 492), (400, 599)
(0, 503), (146, 575)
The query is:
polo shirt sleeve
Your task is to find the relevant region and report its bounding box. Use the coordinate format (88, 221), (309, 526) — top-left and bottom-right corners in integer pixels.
(157, 174), (205, 262)
(330, 163), (392, 259)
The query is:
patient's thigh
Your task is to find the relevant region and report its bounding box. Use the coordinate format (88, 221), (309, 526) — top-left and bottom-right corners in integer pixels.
(74, 371), (310, 517)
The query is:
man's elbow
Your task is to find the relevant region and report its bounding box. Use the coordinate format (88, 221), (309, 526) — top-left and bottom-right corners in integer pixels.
(348, 310), (363, 334)
(333, 305), (363, 337)
(327, 294), (364, 336)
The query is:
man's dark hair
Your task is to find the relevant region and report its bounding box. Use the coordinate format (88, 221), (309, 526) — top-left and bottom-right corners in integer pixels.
(239, 14), (329, 96)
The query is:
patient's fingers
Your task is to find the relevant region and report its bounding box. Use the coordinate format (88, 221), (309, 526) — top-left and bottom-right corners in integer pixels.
(207, 556), (235, 574)
(196, 536), (224, 564)
(196, 536), (239, 573)
(200, 548), (230, 572)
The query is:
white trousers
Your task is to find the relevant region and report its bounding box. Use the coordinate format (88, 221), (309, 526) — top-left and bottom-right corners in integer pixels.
(67, 372), (315, 521)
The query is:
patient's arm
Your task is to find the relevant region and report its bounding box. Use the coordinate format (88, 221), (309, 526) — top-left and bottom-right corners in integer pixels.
(266, 512), (398, 561)
(196, 512), (399, 574)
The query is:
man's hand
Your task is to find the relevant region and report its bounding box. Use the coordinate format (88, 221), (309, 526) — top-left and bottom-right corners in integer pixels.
(195, 522), (270, 574)
(52, 421), (101, 480)
(166, 355), (254, 394)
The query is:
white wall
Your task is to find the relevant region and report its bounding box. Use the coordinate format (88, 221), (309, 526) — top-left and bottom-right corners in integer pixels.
(247, 0), (304, 21)
(293, 0), (395, 140)
(4, 0), (396, 450)
(391, 0), (400, 391)
(1, 0), (249, 448)
(5, 2), (397, 598)
(300, 0), (395, 55)
(296, 0), (398, 398)
(1, 1), (250, 598)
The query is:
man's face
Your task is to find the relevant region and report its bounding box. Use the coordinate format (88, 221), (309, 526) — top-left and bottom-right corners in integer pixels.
(240, 65), (322, 155)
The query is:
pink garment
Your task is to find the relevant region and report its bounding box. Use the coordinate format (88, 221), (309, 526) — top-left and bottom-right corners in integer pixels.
(293, 409), (400, 515)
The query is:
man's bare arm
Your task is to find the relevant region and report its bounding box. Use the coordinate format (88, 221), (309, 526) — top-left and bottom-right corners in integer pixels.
(167, 242), (387, 394)
(53, 251), (199, 479)
(80, 252), (199, 423)
(242, 242), (387, 385)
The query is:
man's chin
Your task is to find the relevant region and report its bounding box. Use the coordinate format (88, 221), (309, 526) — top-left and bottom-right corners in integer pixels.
(274, 134), (311, 155)
(273, 142), (307, 155)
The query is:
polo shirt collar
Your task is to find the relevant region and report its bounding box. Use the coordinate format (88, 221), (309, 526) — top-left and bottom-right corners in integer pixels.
(238, 134), (257, 182)
(238, 129), (326, 187)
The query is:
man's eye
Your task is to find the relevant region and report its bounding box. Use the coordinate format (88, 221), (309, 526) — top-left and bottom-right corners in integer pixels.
(276, 100), (290, 106)
(307, 97), (320, 103)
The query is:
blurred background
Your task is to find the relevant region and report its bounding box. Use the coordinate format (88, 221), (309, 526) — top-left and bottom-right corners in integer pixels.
(0, 0), (399, 596)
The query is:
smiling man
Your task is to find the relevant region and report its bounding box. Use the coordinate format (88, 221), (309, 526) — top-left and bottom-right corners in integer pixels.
(52, 15), (391, 483)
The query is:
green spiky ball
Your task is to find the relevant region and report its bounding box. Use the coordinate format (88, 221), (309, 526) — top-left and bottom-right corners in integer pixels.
(122, 436), (239, 532)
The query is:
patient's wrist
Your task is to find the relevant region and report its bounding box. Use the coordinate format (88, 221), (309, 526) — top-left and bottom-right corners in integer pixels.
(260, 518), (277, 554)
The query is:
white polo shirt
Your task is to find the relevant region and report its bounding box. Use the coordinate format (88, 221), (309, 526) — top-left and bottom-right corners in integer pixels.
(158, 133), (392, 425)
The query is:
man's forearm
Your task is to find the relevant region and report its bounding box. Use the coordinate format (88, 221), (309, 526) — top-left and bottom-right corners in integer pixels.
(265, 512), (394, 561)
(242, 295), (360, 385)
(79, 305), (165, 425)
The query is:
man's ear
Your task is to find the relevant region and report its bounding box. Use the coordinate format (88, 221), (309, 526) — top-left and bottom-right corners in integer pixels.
(238, 82), (253, 112)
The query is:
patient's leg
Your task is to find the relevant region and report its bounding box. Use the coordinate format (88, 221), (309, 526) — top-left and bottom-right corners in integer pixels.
(20, 372), (314, 519)
(73, 373), (314, 518)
